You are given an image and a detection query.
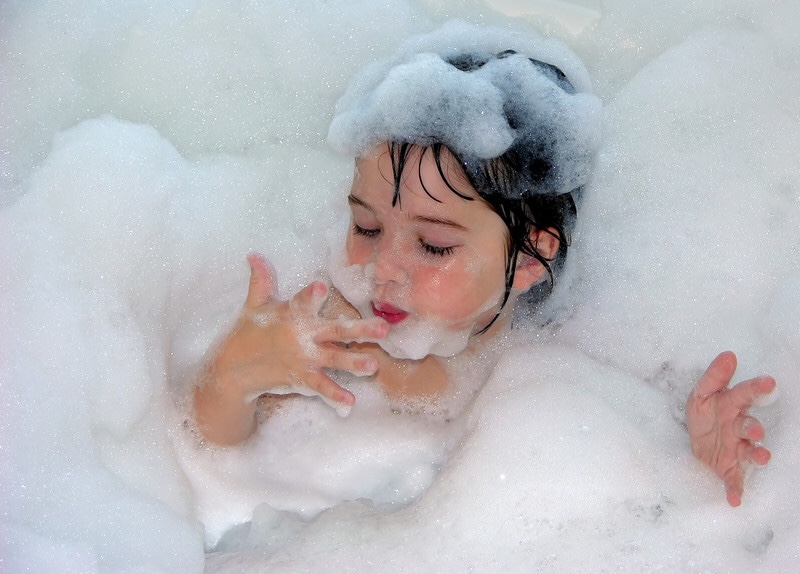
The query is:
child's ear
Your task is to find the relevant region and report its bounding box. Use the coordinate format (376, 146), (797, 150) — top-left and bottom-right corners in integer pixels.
(511, 228), (560, 291)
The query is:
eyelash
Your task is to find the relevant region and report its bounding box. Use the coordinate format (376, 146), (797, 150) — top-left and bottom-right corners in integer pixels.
(352, 223), (379, 238)
(352, 223), (455, 257)
(420, 242), (455, 257)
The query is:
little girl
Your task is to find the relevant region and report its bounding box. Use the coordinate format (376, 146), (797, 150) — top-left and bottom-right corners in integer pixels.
(193, 21), (774, 507)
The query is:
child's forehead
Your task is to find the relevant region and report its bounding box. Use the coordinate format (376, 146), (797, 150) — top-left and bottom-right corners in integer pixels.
(353, 142), (479, 202)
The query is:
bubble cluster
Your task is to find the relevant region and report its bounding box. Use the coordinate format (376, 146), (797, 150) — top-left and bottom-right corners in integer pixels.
(328, 20), (603, 196)
(2, 1), (799, 572)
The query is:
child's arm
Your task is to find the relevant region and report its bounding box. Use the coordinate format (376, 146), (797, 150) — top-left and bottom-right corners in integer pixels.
(685, 351), (776, 506)
(193, 254), (388, 445)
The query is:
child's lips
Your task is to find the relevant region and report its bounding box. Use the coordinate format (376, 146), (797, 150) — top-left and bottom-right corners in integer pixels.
(371, 301), (409, 325)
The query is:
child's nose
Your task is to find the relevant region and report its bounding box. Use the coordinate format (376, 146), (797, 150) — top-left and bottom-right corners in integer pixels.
(372, 237), (408, 285)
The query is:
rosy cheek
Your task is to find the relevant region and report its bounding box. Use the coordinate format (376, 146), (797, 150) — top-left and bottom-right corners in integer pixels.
(412, 268), (452, 311)
(433, 261), (496, 314)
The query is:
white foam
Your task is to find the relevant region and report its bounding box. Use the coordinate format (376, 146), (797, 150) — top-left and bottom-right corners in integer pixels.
(2, 1), (799, 572)
(327, 20), (603, 195)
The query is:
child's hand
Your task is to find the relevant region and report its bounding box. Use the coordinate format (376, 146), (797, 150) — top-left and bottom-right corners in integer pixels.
(193, 253), (388, 445)
(221, 253), (387, 403)
(685, 351), (776, 506)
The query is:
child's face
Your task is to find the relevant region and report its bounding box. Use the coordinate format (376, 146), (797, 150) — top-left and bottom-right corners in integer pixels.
(343, 143), (511, 350)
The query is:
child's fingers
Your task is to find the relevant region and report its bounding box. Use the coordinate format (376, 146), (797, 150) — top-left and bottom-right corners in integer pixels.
(727, 375), (776, 412)
(750, 444), (771, 466)
(290, 281), (329, 316)
(736, 440), (771, 466)
(733, 414), (765, 442)
(725, 476), (744, 507)
(721, 460), (745, 507)
(245, 253), (277, 309)
(693, 351), (737, 399)
(316, 347), (378, 377)
(316, 317), (388, 344)
(304, 370), (355, 407)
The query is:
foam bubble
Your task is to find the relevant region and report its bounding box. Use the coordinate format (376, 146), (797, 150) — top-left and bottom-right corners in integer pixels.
(3, 1), (799, 572)
(327, 20), (603, 195)
(177, 379), (467, 546)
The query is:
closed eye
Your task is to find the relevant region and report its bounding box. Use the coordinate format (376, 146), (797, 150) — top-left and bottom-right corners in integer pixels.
(420, 240), (455, 257)
(352, 222), (380, 238)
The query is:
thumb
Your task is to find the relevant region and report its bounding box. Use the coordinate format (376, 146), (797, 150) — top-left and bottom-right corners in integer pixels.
(245, 253), (277, 309)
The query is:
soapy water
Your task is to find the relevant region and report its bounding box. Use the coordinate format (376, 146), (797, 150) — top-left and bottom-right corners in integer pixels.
(2, 0), (800, 572)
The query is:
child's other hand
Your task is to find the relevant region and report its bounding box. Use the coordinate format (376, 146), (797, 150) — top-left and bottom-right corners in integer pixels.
(685, 351), (776, 506)
(216, 253), (389, 407)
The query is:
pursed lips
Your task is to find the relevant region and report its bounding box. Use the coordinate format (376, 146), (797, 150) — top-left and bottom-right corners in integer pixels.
(371, 301), (409, 324)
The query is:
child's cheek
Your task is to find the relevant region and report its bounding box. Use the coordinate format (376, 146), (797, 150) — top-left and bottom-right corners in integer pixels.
(414, 263), (474, 319)
(411, 267), (447, 311)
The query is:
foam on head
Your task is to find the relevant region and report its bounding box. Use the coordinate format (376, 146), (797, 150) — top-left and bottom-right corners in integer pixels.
(327, 20), (602, 197)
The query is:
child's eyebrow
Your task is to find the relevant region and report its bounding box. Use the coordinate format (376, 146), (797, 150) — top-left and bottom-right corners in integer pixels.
(347, 194), (372, 211)
(413, 215), (468, 231)
(349, 194), (468, 231)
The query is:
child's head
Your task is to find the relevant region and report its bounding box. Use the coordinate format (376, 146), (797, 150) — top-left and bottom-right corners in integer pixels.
(327, 21), (601, 359)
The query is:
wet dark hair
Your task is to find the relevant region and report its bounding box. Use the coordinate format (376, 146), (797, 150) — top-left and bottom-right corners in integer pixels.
(386, 50), (580, 332)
